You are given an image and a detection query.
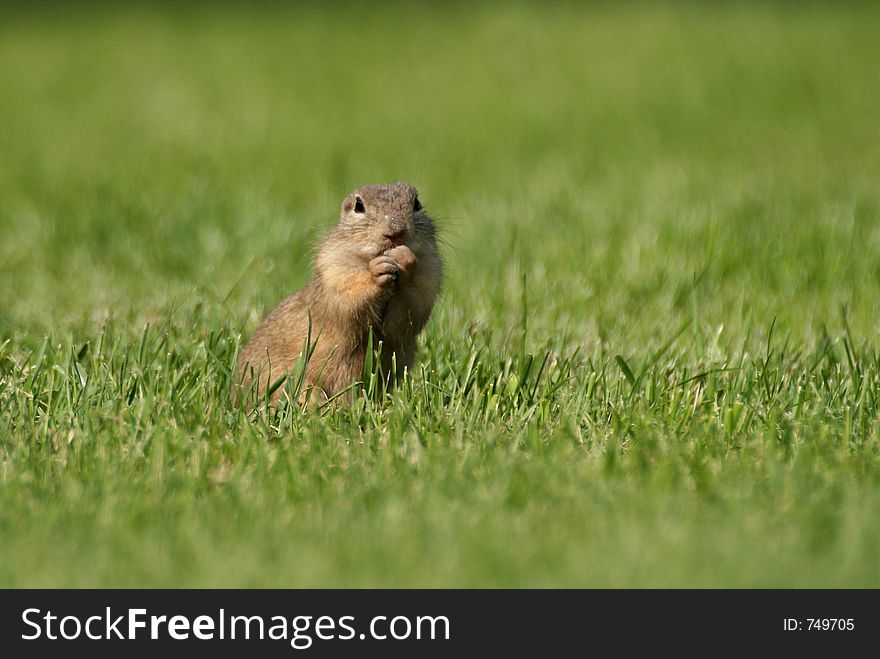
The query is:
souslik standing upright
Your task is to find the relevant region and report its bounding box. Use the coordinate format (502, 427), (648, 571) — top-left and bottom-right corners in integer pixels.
(234, 182), (443, 402)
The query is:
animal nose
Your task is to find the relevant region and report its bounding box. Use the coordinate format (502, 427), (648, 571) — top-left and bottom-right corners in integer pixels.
(384, 219), (406, 239)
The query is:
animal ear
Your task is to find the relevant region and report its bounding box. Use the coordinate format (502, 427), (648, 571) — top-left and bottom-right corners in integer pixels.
(342, 195), (354, 214)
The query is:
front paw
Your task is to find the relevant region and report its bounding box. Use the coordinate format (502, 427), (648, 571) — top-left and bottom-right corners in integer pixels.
(369, 255), (400, 287)
(383, 245), (417, 277)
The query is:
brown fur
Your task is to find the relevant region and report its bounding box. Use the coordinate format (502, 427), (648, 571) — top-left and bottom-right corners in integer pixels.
(233, 182), (443, 404)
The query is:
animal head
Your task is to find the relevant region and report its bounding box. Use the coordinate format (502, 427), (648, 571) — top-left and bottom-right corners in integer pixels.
(338, 182), (434, 256)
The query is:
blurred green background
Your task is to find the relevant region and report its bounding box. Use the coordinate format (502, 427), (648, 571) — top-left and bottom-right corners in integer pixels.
(1, 2), (879, 586)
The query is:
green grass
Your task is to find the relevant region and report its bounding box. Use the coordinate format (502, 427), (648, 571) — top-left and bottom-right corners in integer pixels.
(2, 1), (880, 587)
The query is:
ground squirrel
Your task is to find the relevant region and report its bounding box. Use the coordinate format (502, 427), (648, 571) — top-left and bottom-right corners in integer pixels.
(233, 182), (443, 403)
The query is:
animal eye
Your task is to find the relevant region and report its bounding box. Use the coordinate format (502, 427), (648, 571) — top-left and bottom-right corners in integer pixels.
(413, 197), (422, 212)
(354, 197), (366, 213)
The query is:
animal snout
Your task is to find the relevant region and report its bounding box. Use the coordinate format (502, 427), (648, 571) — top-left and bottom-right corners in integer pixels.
(383, 219), (406, 239)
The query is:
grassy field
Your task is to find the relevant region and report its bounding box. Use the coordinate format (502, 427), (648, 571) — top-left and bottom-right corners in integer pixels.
(1, 2), (879, 587)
